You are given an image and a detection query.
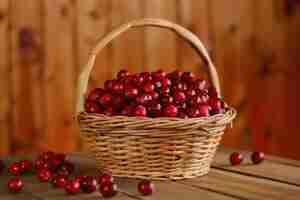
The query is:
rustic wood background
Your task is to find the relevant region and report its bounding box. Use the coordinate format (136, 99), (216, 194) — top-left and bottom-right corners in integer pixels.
(0, 0), (300, 160)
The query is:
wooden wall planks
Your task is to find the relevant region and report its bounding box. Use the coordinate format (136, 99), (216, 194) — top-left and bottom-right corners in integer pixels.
(1, 0), (300, 160)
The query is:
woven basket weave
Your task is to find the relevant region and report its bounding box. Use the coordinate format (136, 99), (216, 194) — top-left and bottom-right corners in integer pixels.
(76, 18), (236, 180)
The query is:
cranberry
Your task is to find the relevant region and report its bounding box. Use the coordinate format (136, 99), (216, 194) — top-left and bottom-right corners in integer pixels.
(161, 78), (171, 88)
(0, 160), (5, 174)
(159, 87), (171, 96)
(173, 91), (186, 104)
(185, 89), (196, 97)
(74, 175), (88, 184)
(65, 179), (81, 195)
(140, 72), (152, 82)
(167, 69), (183, 80)
(104, 80), (114, 91)
(19, 160), (33, 173)
(121, 106), (133, 116)
(149, 91), (159, 100)
(56, 168), (70, 177)
(133, 105), (147, 117)
(178, 112), (188, 119)
(87, 88), (104, 101)
(98, 173), (114, 186)
(132, 74), (145, 87)
(135, 94), (152, 105)
(193, 79), (209, 90)
(125, 87), (139, 99)
(9, 162), (21, 176)
(230, 152), (243, 166)
(138, 180), (154, 196)
(37, 169), (52, 182)
(151, 69), (166, 81)
(117, 69), (130, 79)
(187, 107), (200, 118)
(52, 175), (68, 188)
(163, 105), (178, 117)
(188, 95), (208, 106)
(84, 101), (102, 113)
(99, 182), (118, 198)
(198, 104), (211, 117)
(60, 161), (75, 174)
(8, 178), (23, 193)
(251, 152), (265, 164)
(209, 98), (225, 115)
(99, 93), (113, 107)
(172, 81), (188, 91)
(112, 95), (125, 108)
(35, 159), (49, 171)
(161, 96), (174, 105)
(111, 81), (124, 94)
(81, 176), (97, 193)
(48, 158), (63, 172)
(177, 102), (187, 111)
(143, 82), (155, 93)
(181, 72), (195, 83)
(104, 107), (114, 116)
(147, 102), (162, 117)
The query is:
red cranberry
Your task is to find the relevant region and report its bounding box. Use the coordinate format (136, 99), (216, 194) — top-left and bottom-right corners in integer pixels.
(185, 89), (196, 97)
(147, 102), (162, 117)
(111, 81), (124, 94)
(56, 168), (70, 177)
(251, 152), (265, 164)
(85, 101), (102, 113)
(209, 98), (225, 115)
(8, 178), (23, 193)
(159, 87), (170, 96)
(178, 112), (188, 119)
(161, 78), (171, 88)
(52, 175), (68, 188)
(167, 69), (182, 80)
(173, 91), (186, 104)
(163, 105), (178, 117)
(19, 160), (33, 173)
(98, 173), (114, 186)
(133, 105), (147, 117)
(143, 82), (155, 93)
(161, 96), (174, 105)
(65, 179), (81, 195)
(198, 104), (211, 117)
(193, 79), (209, 90)
(9, 162), (21, 176)
(0, 160), (5, 174)
(117, 69), (130, 79)
(104, 80), (114, 91)
(37, 169), (52, 182)
(172, 81), (187, 91)
(188, 95), (208, 106)
(104, 107), (114, 116)
(99, 182), (118, 198)
(187, 107), (200, 118)
(138, 180), (154, 196)
(181, 72), (195, 83)
(87, 88), (104, 101)
(140, 72), (152, 82)
(35, 159), (49, 171)
(135, 94), (152, 105)
(81, 176), (97, 193)
(125, 87), (139, 99)
(230, 152), (244, 166)
(121, 106), (133, 116)
(99, 93), (113, 107)
(132, 74), (145, 87)
(60, 161), (75, 174)
(74, 175), (88, 184)
(149, 91), (159, 100)
(177, 102), (187, 111)
(112, 95), (125, 108)
(151, 69), (166, 81)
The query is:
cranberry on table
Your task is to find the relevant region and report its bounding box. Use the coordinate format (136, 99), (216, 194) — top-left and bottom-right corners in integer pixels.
(98, 173), (114, 185)
(8, 178), (23, 193)
(52, 175), (68, 188)
(162, 104), (178, 117)
(65, 179), (81, 195)
(230, 152), (244, 166)
(37, 169), (52, 182)
(81, 176), (97, 193)
(99, 182), (118, 198)
(251, 152), (265, 164)
(9, 162), (21, 176)
(138, 180), (154, 196)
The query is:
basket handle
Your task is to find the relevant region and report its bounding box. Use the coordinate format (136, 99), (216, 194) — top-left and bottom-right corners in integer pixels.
(76, 18), (221, 113)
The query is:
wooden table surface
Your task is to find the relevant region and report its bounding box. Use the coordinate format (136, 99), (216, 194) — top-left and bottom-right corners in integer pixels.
(1, 148), (300, 200)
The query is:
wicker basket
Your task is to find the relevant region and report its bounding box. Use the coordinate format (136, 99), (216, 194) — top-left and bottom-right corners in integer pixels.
(76, 18), (236, 180)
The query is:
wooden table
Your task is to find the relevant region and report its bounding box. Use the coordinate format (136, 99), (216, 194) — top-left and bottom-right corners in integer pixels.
(1, 148), (300, 200)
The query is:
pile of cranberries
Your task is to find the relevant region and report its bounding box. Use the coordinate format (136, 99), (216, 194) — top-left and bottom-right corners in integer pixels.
(1, 151), (154, 197)
(85, 69), (227, 118)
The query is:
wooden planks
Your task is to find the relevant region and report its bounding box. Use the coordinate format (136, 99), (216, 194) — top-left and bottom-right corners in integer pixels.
(0, 0), (10, 155)
(43, 0), (77, 152)
(11, 0), (44, 154)
(110, 0), (144, 75)
(143, 0), (177, 72)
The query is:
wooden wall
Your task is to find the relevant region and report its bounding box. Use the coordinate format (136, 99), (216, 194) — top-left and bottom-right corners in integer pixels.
(0, 0), (300, 160)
